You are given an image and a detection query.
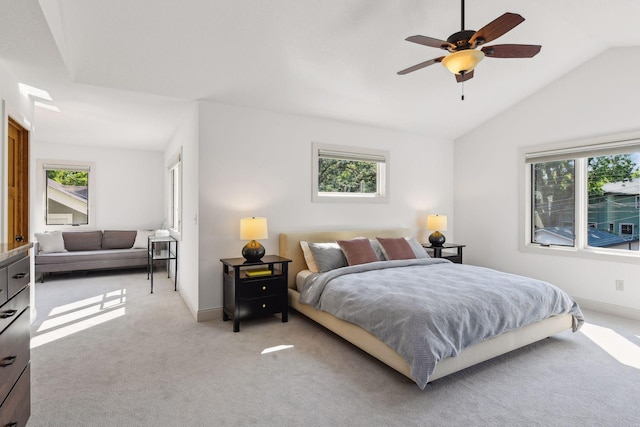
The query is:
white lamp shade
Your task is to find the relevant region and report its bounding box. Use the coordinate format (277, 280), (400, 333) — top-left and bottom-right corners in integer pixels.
(441, 50), (485, 75)
(240, 217), (268, 240)
(426, 215), (447, 231)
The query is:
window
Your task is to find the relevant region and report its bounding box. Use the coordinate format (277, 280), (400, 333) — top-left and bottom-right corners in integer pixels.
(168, 149), (182, 234)
(312, 142), (389, 203)
(620, 224), (633, 235)
(524, 134), (640, 257)
(531, 160), (575, 247)
(43, 162), (92, 226)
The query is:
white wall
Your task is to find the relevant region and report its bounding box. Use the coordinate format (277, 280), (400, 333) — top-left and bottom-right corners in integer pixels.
(455, 47), (640, 314)
(197, 101), (454, 314)
(30, 142), (165, 233)
(163, 103), (200, 319)
(1, 62), (34, 242)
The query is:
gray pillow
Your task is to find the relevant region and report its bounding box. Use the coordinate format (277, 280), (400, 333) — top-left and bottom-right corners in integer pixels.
(406, 238), (430, 259)
(369, 239), (386, 261)
(307, 242), (347, 272)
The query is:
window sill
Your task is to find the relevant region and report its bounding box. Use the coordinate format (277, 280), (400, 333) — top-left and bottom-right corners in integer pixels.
(521, 242), (640, 264)
(313, 193), (389, 203)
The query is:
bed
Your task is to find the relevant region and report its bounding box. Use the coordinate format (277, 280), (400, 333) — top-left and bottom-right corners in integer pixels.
(279, 228), (583, 388)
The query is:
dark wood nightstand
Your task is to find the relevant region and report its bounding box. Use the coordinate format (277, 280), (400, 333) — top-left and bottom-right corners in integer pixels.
(220, 255), (291, 332)
(422, 243), (465, 264)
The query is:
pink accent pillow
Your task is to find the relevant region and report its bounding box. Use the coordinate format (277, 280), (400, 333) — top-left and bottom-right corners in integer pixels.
(337, 238), (379, 266)
(376, 237), (416, 260)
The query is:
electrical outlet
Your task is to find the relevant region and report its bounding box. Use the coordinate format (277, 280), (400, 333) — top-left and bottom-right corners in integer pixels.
(615, 280), (624, 292)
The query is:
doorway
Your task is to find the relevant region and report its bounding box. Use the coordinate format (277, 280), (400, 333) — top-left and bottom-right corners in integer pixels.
(7, 117), (29, 243)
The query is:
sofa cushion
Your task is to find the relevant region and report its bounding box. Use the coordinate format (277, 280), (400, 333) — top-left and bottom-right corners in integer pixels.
(35, 248), (148, 265)
(102, 230), (136, 249)
(62, 231), (103, 251)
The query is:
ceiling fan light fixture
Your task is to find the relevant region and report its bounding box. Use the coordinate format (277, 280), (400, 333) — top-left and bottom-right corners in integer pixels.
(441, 49), (485, 75)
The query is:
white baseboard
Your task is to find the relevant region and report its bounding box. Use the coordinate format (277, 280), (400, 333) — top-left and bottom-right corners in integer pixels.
(178, 291), (222, 322)
(196, 307), (222, 322)
(573, 297), (640, 321)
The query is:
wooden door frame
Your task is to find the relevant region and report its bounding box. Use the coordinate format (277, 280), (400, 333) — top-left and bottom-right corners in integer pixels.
(7, 116), (29, 243)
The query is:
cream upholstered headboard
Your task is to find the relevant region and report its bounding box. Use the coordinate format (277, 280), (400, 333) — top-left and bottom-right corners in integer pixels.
(278, 228), (411, 288)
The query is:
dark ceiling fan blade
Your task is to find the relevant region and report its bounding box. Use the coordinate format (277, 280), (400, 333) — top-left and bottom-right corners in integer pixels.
(482, 44), (541, 58)
(469, 12), (525, 46)
(455, 70), (474, 83)
(405, 35), (455, 50)
(397, 57), (444, 75)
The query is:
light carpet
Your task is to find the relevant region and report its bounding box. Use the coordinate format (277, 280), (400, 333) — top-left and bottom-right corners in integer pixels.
(27, 270), (640, 426)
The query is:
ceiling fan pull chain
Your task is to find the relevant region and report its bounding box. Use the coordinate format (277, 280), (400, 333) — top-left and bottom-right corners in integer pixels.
(461, 80), (465, 101)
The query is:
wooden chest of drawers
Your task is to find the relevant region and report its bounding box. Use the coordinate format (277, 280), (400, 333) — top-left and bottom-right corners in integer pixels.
(0, 250), (31, 427)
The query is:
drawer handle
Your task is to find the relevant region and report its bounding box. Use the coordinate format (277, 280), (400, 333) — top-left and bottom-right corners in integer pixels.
(262, 286), (267, 291)
(0, 355), (17, 367)
(13, 272), (27, 279)
(0, 309), (17, 319)
(262, 303), (266, 309)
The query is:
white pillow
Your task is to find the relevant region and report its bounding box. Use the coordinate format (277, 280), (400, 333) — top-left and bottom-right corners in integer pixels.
(35, 230), (67, 253)
(300, 241), (319, 273)
(132, 230), (156, 249)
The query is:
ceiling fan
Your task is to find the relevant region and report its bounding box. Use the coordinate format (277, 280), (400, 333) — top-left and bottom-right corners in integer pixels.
(398, 0), (541, 83)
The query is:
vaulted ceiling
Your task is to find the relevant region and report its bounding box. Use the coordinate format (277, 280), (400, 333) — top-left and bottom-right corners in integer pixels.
(2, 1), (640, 150)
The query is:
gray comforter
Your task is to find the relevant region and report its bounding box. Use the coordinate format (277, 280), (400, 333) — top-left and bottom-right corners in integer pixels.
(299, 258), (584, 389)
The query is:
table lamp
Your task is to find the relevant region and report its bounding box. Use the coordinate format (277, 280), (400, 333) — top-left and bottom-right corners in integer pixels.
(426, 214), (447, 247)
(240, 217), (268, 262)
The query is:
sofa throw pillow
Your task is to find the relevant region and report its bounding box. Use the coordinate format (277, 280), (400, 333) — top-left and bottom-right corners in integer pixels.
(133, 230), (156, 249)
(102, 230), (137, 249)
(35, 230), (67, 253)
(62, 231), (103, 251)
(338, 238), (379, 266)
(307, 242), (347, 272)
(376, 237), (416, 260)
(299, 241), (319, 273)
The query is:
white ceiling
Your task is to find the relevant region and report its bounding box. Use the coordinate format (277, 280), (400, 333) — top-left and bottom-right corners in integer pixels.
(3, 0), (640, 151)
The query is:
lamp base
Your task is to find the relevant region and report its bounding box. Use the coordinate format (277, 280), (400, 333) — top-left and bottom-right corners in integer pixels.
(242, 240), (265, 262)
(428, 231), (446, 247)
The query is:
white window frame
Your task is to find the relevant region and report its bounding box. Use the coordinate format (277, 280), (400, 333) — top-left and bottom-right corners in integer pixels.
(167, 148), (182, 237)
(312, 142), (389, 203)
(37, 159), (96, 230)
(520, 131), (640, 263)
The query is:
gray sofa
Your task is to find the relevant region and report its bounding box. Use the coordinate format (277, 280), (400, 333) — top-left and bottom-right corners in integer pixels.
(34, 230), (157, 282)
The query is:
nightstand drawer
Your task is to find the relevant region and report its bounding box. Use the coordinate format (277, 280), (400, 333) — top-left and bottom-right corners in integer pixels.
(239, 295), (286, 318)
(0, 307), (30, 402)
(239, 278), (286, 299)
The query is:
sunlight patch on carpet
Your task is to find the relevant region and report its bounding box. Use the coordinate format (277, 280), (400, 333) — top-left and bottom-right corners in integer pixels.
(31, 289), (127, 348)
(580, 323), (640, 369)
(261, 344), (294, 355)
